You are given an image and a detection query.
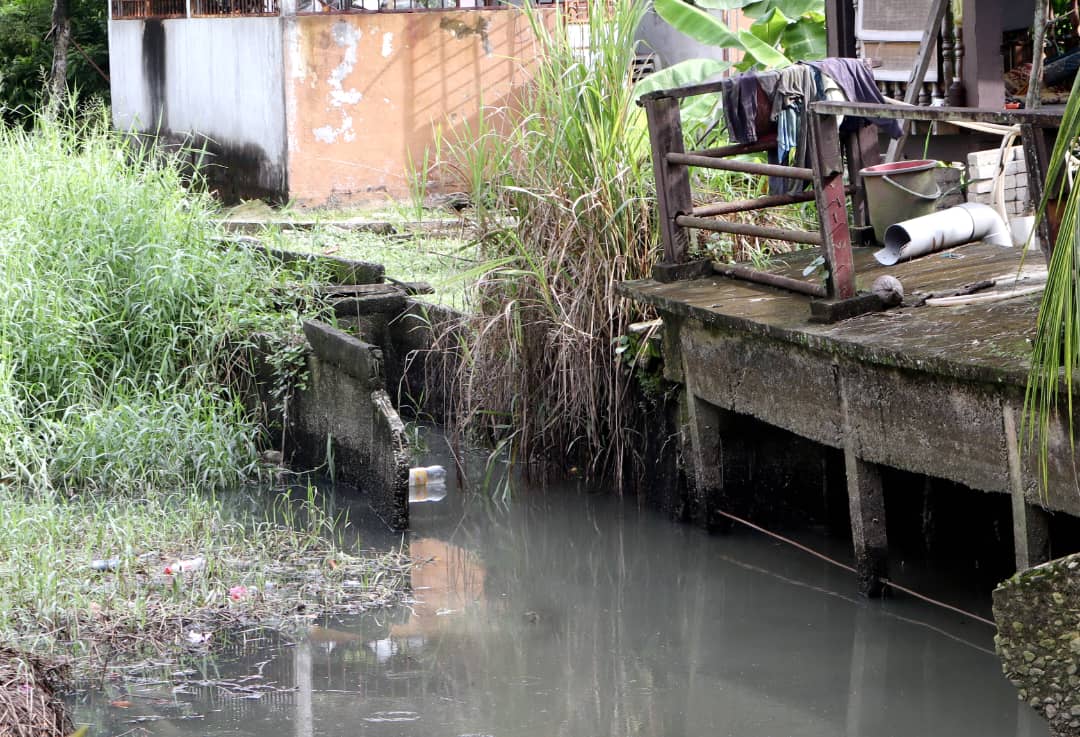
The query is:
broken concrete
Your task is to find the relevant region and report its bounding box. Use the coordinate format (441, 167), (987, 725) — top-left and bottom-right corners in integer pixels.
(994, 554), (1080, 737)
(284, 319), (410, 529)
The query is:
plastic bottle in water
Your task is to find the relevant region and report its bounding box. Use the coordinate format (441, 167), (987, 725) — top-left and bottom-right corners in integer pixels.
(164, 557), (206, 575)
(408, 465), (446, 486)
(409, 480), (447, 504)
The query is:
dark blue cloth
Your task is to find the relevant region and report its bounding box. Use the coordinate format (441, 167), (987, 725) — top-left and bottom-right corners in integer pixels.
(805, 58), (902, 138)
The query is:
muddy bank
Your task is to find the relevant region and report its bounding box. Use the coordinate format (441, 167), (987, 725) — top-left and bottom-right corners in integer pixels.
(0, 649), (71, 737)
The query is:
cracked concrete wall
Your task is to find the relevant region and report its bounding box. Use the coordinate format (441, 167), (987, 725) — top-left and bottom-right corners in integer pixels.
(282, 10), (545, 205)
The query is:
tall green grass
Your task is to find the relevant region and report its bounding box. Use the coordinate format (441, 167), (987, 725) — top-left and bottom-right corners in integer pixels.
(438, 0), (659, 482)
(0, 112), (417, 665)
(0, 111), (311, 493)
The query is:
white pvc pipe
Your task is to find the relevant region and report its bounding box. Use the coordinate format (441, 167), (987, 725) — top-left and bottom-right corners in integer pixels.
(874, 203), (1012, 265)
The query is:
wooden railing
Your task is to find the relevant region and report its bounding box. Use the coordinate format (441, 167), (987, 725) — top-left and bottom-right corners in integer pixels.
(639, 79), (869, 302)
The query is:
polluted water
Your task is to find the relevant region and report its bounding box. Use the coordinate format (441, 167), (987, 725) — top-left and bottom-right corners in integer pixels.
(68, 431), (1048, 737)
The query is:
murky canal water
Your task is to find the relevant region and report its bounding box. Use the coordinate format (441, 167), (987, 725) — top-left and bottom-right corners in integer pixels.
(71, 438), (1047, 737)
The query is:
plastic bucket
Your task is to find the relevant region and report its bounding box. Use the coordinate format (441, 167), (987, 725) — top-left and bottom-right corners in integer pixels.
(859, 159), (942, 244)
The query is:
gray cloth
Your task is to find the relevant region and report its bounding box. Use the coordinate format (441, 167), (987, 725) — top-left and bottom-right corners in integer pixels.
(770, 65), (819, 194)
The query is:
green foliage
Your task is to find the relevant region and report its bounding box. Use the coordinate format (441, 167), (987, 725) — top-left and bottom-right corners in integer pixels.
(0, 110), (319, 494)
(651, 0), (825, 74)
(1023, 71), (1080, 493)
(0, 0), (109, 125)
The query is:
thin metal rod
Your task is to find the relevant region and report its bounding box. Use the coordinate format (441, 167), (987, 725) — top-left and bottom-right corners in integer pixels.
(709, 507), (996, 626)
(711, 262), (828, 297)
(677, 215), (823, 245)
(692, 190), (824, 218)
(667, 152), (815, 181)
(684, 138), (776, 159)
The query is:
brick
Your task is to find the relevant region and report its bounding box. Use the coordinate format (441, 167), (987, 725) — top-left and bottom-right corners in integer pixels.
(970, 178), (996, 194)
(968, 163), (1002, 180)
(967, 146), (1021, 168)
(1005, 159), (1026, 175)
(1016, 173), (1028, 187)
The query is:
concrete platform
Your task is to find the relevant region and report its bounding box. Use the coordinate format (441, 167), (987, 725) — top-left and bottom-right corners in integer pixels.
(620, 242), (1075, 592)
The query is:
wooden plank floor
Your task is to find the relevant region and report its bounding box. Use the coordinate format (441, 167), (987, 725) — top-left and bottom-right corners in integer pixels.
(621, 243), (1048, 387)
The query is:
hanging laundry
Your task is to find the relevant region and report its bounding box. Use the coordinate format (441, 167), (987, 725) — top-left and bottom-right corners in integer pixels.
(770, 64), (820, 194)
(720, 71), (780, 144)
(804, 58), (902, 137)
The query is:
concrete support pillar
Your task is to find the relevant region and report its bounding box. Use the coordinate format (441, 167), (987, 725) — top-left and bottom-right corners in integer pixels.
(1004, 404), (1051, 570)
(840, 378), (888, 597)
(845, 450), (889, 597)
(686, 394), (724, 529)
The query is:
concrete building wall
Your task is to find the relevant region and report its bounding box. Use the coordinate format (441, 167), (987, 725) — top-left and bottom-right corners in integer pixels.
(282, 9), (542, 205)
(108, 17), (287, 200)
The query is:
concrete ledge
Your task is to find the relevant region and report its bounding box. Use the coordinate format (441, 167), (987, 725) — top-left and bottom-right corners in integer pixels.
(994, 554), (1080, 736)
(302, 319), (383, 386)
(228, 237), (384, 285)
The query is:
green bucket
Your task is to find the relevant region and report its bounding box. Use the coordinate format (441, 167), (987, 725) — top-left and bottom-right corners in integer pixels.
(859, 159), (942, 243)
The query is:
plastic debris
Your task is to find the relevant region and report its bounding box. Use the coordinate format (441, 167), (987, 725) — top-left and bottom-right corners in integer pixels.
(90, 557), (121, 572)
(164, 557), (205, 575)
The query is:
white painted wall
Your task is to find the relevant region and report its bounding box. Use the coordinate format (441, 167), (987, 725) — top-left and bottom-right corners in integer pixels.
(108, 16), (287, 197)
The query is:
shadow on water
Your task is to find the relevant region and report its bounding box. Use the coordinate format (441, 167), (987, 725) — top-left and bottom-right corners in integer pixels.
(69, 429), (1047, 737)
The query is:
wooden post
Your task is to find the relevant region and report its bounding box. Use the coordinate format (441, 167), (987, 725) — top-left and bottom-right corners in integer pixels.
(810, 113), (856, 299)
(1027, 0), (1049, 110)
(844, 123), (881, 237)
(1020, 123), (1056, 262)
(1004, 405), (1051, 570)
(841, 378), (888, 597)
(643, 96), (692, 266)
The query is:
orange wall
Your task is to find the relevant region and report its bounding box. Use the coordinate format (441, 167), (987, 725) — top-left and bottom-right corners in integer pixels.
(283, 9), (543, 206)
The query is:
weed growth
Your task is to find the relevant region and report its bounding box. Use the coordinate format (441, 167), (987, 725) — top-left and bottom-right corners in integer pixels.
(436, 0), (658, 483)
(0, 111), (318, 494)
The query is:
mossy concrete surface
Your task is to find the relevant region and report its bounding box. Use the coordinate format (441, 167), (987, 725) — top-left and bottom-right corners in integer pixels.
(994, 554), (1080, 736)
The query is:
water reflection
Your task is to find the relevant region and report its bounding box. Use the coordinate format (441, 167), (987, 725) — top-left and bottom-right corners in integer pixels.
(73, 478), (1046, 737)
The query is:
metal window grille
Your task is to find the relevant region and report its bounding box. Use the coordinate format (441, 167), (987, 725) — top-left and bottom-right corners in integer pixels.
(111, 0), (186, 18)
(191, 0), (279, 15)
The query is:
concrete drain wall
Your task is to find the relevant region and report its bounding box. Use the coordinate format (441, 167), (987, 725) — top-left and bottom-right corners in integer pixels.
(284, 319), (411, 530)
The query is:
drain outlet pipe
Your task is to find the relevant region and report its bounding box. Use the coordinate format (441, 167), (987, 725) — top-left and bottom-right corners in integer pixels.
(874, 203), (1012, 266)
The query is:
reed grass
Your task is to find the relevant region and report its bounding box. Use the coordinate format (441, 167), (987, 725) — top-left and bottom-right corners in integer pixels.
(435, 0), (658, 482)
(1023, 71), (1080, 491)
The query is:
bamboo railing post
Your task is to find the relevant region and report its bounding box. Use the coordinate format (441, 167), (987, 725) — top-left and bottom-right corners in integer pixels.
(642, 96), (692, 266)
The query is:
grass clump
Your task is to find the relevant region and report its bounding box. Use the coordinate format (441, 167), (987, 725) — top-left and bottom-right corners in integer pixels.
(0, 111), (312, 493)
(437, 0), (660, 482)
(0, 113), (411, 669)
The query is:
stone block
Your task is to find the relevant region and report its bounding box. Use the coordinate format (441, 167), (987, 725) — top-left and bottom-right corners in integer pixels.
(1006, 159), (1026, 175)
(969, 178), (996, 195)
(968, 146), (1021, 168)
